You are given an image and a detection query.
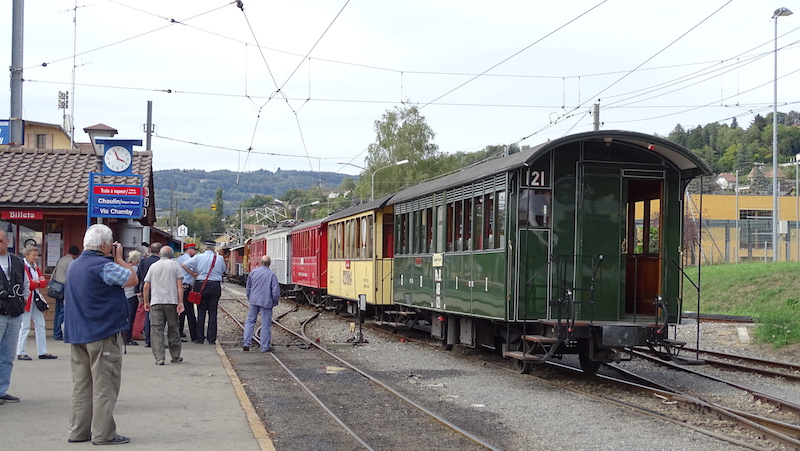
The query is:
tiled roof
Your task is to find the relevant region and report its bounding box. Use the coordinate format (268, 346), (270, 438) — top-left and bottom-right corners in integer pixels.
(0, 147), (153, 206)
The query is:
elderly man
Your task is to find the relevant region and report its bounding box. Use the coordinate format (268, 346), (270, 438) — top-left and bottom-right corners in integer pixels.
(64, 224), (137, 445)
(177, 243), (198, 342)
(184, 240), (225, 345)
(143, 246), (184, 365)
(243, 255), (280, 353)
(0, 229), (28, 405)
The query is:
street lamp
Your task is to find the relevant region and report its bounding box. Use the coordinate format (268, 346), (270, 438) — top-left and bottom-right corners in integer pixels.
(772, 6), (793, 262)
(338, 159), (410, 201)
(295, 201), (320, 221)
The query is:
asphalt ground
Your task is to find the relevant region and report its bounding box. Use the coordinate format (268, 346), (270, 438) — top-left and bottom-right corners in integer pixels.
(3, 334), (274, 450)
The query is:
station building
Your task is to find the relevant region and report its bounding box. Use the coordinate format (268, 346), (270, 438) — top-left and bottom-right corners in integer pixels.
(0, 121), (156, 328)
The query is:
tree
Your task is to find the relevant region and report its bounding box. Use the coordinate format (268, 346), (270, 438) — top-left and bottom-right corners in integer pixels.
(361, 105), (441, 199)
(750, 168), (770, 195)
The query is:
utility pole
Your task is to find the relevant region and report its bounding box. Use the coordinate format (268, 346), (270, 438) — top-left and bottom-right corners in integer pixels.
(9, 0), (24, 148)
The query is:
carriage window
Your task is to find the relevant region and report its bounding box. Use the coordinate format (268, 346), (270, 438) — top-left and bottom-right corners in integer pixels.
(496, 191), (506, 249)
(436, 205), (445, 253)
(399, 213), (409, 255)
(446, 203), (454, 252)
(424, 207), (433, 253)
(454, 201), (464, 251)
(464, 198), (472, 251)
(518, 189), (551, 227)
(365, 216), (373, 258)
(474, 195), (484, 250)
(483, 193), (493, 250)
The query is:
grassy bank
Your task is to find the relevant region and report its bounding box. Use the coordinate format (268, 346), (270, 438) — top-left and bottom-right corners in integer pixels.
(683, 262), (800, 348)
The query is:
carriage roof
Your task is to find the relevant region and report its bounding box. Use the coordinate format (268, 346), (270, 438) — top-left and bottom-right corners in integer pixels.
(388, 130), (711, 205)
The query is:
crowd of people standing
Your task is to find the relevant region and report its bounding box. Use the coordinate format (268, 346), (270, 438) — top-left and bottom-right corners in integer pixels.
(0, 224), (262, 446)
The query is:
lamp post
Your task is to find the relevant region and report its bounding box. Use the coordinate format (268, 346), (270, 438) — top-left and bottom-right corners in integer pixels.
(295, 201), (320, 221)
(772, 6), (793, 262)
(338, 159), (410, 201)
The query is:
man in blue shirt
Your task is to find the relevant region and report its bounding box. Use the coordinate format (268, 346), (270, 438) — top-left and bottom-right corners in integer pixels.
(177, 243), (198, 342)
(64, 224), (138, 445)
(243, 255), (280, 353)
(184, 241), (225, 345)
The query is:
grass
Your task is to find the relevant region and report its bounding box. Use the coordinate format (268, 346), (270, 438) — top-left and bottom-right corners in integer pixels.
(683, 262), (800, 348)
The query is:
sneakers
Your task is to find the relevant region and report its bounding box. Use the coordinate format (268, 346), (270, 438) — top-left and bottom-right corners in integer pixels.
(38, 354), (58, 359)
(91, 435), (130, 445)
(242, 346), (250, 352)
(0, 394), (20, 403)
(17, 354), (31, 361)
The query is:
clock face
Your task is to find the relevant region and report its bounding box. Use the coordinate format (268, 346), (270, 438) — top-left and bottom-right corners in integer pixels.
(104, 145), (132, 172)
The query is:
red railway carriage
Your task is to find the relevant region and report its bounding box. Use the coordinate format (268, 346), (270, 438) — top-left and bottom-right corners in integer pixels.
(248, 229), (269, 275)
(291, 217), (328, 304)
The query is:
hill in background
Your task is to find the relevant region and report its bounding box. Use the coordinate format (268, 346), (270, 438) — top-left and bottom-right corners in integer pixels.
(153, 168), (350, 215)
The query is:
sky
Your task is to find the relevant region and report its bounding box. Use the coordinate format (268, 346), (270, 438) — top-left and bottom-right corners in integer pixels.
(2, 0), (800, 176)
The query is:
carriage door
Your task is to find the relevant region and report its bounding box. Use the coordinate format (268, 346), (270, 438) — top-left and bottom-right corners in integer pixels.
(623, 177), (663, 317)
(575, 165), (624, 321)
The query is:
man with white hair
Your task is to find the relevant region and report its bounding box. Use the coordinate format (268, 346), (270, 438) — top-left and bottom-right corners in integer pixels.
(64, 224), (138, 445)
(143, 246), (184, 365)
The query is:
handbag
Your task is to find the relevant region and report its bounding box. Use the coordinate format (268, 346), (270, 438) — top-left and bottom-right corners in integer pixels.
(188, 290), (202, 304)
(188, 255), (216, 305)
(34, 292), (49, 312)
(47, 279), (65, 299)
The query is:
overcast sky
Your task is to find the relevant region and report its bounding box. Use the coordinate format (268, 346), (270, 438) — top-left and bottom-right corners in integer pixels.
(2, 1), (800, 175)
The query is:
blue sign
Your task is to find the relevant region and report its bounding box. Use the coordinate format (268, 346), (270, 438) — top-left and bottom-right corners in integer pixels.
(91, 205), (143, 218)
(87, 174), (145, 227)
(0, 120), (10, 145)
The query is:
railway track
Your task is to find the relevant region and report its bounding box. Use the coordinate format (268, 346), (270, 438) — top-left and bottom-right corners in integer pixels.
(219, 297), (503, 451)
(219, 287), (800, 450)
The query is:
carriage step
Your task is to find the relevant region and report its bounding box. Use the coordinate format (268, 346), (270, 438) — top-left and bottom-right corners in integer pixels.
(503, 351), (546, 362)
(383, 310), (418, 317)
(663, 339), (687, 347)
(521, 334), (559, 344)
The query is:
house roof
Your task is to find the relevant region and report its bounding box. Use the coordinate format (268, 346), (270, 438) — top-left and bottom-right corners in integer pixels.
(0, 147), (153, 208)
(717, 172), (737, 182)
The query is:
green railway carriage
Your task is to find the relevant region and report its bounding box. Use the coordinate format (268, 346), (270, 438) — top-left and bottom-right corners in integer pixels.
(389, 130), (711, 373)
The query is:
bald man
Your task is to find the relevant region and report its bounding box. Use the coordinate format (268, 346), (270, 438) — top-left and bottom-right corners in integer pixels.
(242, 255), (280, 353)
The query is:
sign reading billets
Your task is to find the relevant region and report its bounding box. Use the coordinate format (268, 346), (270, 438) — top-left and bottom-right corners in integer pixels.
(87, 175), (145, 225)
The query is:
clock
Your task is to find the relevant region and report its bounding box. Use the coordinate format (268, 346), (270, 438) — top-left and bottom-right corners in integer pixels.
(103, 145), (132, 173)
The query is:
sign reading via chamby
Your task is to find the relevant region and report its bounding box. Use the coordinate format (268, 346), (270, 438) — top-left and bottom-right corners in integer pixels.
(87, 174), (145, 227)
(432, 253), (443, 267)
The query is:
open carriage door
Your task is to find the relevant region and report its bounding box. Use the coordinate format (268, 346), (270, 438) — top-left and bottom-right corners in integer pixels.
(575, 165), (624, 321)
(623, 177), (663, 317)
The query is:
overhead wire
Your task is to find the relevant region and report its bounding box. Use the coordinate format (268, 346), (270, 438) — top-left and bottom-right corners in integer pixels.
(419, 0), (609, 110)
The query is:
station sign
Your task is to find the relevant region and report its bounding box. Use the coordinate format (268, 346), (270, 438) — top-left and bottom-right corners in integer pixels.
(1, 210), (43, 220)
(88, 175), (145, 225)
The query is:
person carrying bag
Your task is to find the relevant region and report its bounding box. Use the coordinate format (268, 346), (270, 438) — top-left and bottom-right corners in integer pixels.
(188, 254), (216, 305)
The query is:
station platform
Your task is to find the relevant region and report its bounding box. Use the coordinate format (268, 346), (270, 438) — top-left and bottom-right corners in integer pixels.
(3, 335), (274, 450)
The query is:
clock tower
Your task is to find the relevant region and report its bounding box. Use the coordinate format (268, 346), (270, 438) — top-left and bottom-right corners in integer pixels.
(96, 139), (142, 176)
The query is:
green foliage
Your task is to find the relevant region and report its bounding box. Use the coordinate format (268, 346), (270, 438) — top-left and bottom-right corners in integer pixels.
(683, 262), (800, 348)
(361, 105), (442, 199)
(667, 111), (800, 187)
(153, 168), (349, 213)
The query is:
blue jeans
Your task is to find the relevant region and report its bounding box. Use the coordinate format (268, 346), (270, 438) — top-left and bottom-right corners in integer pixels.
(0, 313), (22, 397)
(243, 304), (273, 352)
(53, 298), (64, 340)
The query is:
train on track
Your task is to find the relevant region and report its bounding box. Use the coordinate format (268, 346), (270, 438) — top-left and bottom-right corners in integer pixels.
(221, 130), (711, 373)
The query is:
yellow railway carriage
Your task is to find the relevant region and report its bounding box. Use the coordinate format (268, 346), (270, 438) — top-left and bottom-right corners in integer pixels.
(326, 196), (396, 314)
